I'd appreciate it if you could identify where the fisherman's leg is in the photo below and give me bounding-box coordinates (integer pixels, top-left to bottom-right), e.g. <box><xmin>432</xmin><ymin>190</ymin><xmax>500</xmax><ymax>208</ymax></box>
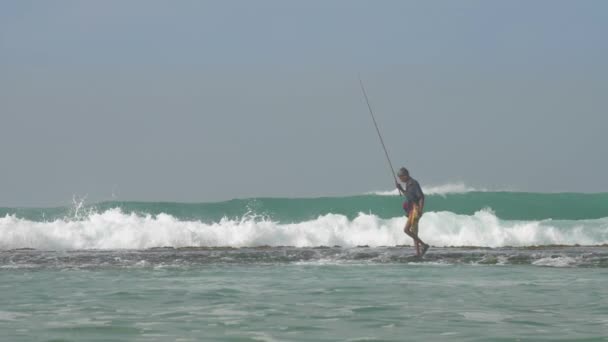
<box><xmin>405</xmin><ymin>215</ymin><xmax>423</xmax><ymax>243</ymax></box>
<box><xmin>413</xmin><ymin>222</ymin><xmax>429</xmax><ymax>256</ymax></box>
<box><xmin>411</xmin><ymin>221</ymin><xmax>422</xmax><ymax>255</ymax></box>
<box><xmin>407</xmin><ymin>213</ymin><xmax>429</xmax><ymax>256</ymax></box>
<box><xmin>404</xmin><ymin>224</ymin><xmax>416</xmax><ymax>250</ymax></box>
<box><xmin>404</xmin><ymin>223</ymin><xmax>423</xmax><ymax>255</ymax></box>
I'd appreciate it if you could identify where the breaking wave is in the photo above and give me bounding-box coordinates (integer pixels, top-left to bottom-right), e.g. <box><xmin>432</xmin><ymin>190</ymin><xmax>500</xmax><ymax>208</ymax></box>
<box><xmin>1</xmin><ymin>209</ymin><xmax>607</xmax><ymax>250</ymax></box>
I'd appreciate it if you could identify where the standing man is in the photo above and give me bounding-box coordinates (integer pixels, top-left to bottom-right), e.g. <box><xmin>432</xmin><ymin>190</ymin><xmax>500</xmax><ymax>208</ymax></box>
<box><xmin>396</xmin><ymin>167</ymin><xmax>429</xmax><ymax>257</ymax></box>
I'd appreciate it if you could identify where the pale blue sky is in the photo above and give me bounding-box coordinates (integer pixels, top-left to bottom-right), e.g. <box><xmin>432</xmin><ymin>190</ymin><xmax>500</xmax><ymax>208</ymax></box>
<box><xmin>1</xmin><ymin>1</ymin><xmax>607</xmax><ymax>206</ymax></box>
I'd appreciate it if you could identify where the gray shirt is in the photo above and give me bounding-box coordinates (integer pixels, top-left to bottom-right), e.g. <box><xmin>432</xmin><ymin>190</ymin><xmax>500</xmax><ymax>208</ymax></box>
<box><xmin>405</xmin><ymin>178</ymin><xmax>424</xmax><ymax>204</ymax></box>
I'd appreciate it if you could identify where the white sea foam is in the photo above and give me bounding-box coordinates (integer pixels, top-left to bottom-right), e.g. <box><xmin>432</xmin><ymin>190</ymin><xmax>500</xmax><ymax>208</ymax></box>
<box><xmin>532</xmin><ymin>256</ymin><xmax>580</xmax><ymax>268</ymax></box>
<box><xmin>0</xmin><ymin>209</ymin><xmax>606</xmax><ymax>250</ymax></box>
<box><xmin>371</xmin><ymin>182</ymin><xmax>484</xmax><ymax>196</ymax></box>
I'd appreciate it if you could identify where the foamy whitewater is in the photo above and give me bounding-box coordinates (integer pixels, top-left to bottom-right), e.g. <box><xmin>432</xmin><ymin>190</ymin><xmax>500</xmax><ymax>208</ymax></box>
<box><xmin>1</xmin><ymin>209</ymin><xmax>607</xmax><ymax>250</ymax></box>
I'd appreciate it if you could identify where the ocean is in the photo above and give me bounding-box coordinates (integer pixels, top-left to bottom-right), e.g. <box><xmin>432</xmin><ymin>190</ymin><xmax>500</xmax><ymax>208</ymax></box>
<box><xmin>1</xmin><ymin>188</ymin><xmax>607</xmax><ymax>341</ymax></box>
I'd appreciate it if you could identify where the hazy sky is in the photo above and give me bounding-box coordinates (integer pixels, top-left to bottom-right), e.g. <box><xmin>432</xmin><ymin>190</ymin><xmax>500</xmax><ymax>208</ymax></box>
<box><xmin>1</xmin><ymin>0</ymin><xmax>607</xmax><ymax>206</ymax></box>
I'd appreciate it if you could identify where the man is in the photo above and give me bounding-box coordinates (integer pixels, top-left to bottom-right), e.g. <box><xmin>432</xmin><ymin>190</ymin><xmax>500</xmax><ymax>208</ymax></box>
<box><xmin>396</xmin><ymin>167</ymin><xmax>429</xmax><ymax>257</ymax></box>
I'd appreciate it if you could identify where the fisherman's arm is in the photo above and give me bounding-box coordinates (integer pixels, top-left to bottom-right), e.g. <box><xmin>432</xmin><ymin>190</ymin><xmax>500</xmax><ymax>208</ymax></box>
<box><xmin>395</xmin><ymin>181</ymin><xmax>405</xmax><ymax>196</ymax></box>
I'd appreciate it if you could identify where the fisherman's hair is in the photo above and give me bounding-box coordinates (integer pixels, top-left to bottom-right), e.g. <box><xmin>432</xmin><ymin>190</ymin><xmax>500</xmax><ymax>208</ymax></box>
<box><xmin>398</xmin><ymin>167</ymin><xmax>409</xmax><ymax>177</ymax></box>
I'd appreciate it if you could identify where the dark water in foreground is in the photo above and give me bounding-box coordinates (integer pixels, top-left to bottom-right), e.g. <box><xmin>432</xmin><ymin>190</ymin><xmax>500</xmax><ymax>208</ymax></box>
<box><xmin>1</xmin><ymin>247</ymin><xmax>607</xmax><ymax>341</ymax></box>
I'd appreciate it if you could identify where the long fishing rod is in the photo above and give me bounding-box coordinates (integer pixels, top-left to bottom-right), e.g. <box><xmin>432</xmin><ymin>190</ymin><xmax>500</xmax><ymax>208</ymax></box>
<box><xmin>358</xmin><ymin>77</ymin><xmax>403</xmax><ymax>196</ymax></box>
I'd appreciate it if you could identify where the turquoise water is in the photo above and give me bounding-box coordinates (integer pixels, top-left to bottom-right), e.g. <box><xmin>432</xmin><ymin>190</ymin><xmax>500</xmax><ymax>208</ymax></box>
<box><xmin>2</xmin><ymin>262</ymin><xmax>607</xmax><ymax>341</ymax></box>
<box><xmin>1</xmin><ymin>191</ymin><xmax>608</xmax><ymax>340</ymax></box>
<box><xmin>3</xmin><ymin>192</ymin><xmax>608</xmax><ymax>223</ymax></box>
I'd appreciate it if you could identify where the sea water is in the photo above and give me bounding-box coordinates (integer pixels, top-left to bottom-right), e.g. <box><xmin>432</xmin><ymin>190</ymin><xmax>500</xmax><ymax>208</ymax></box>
<box><xmin>1</xmin><ymin>189</ymin><xmax>607</xmax><ymax>341</ymax></box>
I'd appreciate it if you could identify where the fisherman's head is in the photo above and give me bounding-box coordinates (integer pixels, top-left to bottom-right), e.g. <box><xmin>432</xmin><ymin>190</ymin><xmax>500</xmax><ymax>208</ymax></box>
<box><xmin>397</xmin><ymin>167</ymin><xmax>410</xmax><ymax>182</ymax></box>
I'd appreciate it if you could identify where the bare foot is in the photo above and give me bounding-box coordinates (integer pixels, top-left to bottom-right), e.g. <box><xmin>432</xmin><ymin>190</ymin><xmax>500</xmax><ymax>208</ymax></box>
<box><xmin>420</xmin><ymin>244</ymin><xmax>430</xmax><ymax>257</ymax></box>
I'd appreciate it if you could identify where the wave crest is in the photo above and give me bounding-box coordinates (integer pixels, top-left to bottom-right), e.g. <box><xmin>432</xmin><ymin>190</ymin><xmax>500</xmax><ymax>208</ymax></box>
<box><xmin>1</xmin><ymin>209</ymin><xmax>607</xmax><ymax>250</ymax></box>
<box><xmin>371</xmin><ymin>182</ymin><xmax>483</xmax><ymax>196</ymax></box>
